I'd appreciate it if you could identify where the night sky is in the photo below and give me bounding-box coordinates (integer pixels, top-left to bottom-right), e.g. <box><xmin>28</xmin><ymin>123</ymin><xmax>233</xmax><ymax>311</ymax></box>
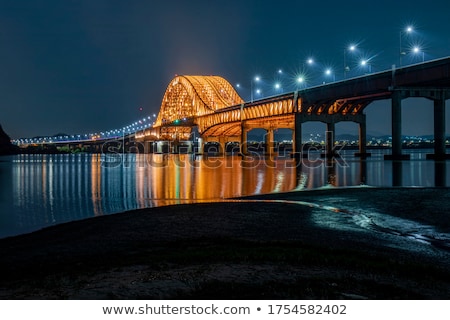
<box><xmin>1</xmin><ymin>0</ymin><xmax>450</xmax><ymax>139</ymax></box>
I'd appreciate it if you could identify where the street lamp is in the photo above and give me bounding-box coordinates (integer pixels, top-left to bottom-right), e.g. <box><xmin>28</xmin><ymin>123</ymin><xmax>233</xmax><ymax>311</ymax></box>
<box><xmin>412</xmin><ymin>46</ymin><xmax>425</xmax><ymax>62</ymax></box>
<box><xmin>360</xmin><ymin>59</ymin><xmax>372</xmax><ymax>73</ymax></box>
<box><xmin>251</xmin><ymin>76</ymin><xmax>260</xmax><ymax>102</ymax></box>
<box><xmin>296</xmin><ymin>76</ymin><xmax>305</xmax><ymax>90</ymax></box>
<box><xmin>344</xmin><ymin>44</ymin><xmax>357</xmax><ymax>78</ymax></box>
<box><xmin>400</xmin><ymin>25</ymin><xmax>413</xmax><ymax>66</ymax></box>
<box><xmin>324</xmin><ymin>68</ymin><xmax>335</xmax><ymax>83</ymax></box>
<box><xmin>274</xmin><ymin>82</ymin><xmax>282</xmax><ymax>94</ymax></box>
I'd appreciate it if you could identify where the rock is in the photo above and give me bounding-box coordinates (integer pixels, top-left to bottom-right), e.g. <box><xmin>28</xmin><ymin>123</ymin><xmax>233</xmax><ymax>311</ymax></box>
<box><xmin>0</xmin><ymin>124</ymin><xmax>19</xmax><ymax>155</ymax></box>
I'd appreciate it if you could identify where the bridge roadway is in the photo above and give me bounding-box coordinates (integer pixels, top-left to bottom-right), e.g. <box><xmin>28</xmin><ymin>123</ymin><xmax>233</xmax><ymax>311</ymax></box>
<box><xmin>138</xmin><ymin>57</ymin><xmax>450</xmax><ymax>160</ymax></box>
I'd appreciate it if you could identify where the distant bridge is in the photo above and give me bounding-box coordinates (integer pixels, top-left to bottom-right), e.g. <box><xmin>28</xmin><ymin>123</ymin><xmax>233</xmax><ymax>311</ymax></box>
<box><xmin>137</xmin><ymin>57</ymin><xmax>450</xmax><ymax>160</ymax></box>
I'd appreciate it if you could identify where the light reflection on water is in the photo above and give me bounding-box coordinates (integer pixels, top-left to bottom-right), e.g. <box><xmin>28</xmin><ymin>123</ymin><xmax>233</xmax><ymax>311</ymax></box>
<box><xmin>0</xmin><ymin>150</ymin><xmax>449</xmax><ymax>238</ymax></box>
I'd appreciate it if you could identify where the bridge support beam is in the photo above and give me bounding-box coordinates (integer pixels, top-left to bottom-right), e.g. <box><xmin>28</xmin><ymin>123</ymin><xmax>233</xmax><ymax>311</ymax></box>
<box><xmin>265</xmin><ymin>129</ymin><xmax>275</xmax><ymax>156</ymax></box>
<box><xmin>156</xmin><ymin>141</ymin><xmax>162</xmax><ymax>153</ymax></box>
<box><xmin>292</xmin><ymin>113</ymin><xmax>302</xmax><ymax>159</ymax></box>
<box><xmin>434</xmin><ymin>97</ymin><xmax>446</xmax><ymax>156</ymax></box>
<box><xmin>143</xmin><ymin>141</ymin><xmax>150</xmax><ymax>154</ymax></box>
<box><xmin>355</xmin><ymin>115</ymin><xmax>371</xmax><ymax>158</ymax></box>
<box><xmin>385</xmin><ymin>91</ymin><xmax>410</xmax><ymax>160</ymax></box>
<box><xmin>218</xmin><ymin>137</ymin><xmax>226</xmax><ymax>156</ymax></box>
<box><xmin>197</xmin><ymin>138</ymin><xmax>204</xmax><ymax>154</ymax></box>
<box><xmin>325</xmin><ymin>121</ymin><xmax>335</xmax><ymax>158</ymax></box>
<box><xmin>240</xmin><ymin>125</ymin><xmax>249</xmax><ymax>156</ymax></box>
<box><xmin>427</xmin><ymin>94</ymin><xmax>450</xmax><ymax>159</ymax></box>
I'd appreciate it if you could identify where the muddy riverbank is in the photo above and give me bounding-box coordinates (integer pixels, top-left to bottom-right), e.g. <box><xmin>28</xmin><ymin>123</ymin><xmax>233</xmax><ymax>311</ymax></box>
<box><xmin>0</xmin><ymin>187</ymin><xmax>449</xmax><ymax>299</ymax></box>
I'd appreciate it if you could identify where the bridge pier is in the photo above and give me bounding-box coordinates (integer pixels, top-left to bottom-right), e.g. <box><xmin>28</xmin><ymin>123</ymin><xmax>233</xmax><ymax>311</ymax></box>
<box><xmin>156</xmin><ymin>141</ymin><xmax>166</xmax><ymax>153</ymax></box>
<box><xmin>427</xmin><ymin>94</ymin><xmax>450</xmax><ymax>159</ymax></box>
<box><xmin>143</xmin><ymin>141</ymin><xmax>150</xmax><ymax>154</ymax></box>
<box><xmin>385</xmin><ymin>91</ymin><xmax>410</xmax><ymax>160</ymax></box>
<box><xmin>196</xmin><ymin>138</ymin><xmax>204</xmax><ymax>154</ymax></box>
<box><xmin>240</xmin><ymin>126</ymin><xmax>249</xmax><ymax>156</ymax></box>
<box><xmin>265</xmin><ymin>129</ymin><xmax>275</xmax><ymax>156</ymax></box>
<box><xmin>354</xmin><ymin>115</ymin><xmax>371</xmax><ymax>158</ymax></box>
<box><xmin>325</xmin><ymin>121</ymin><xmax>335</xmax><ymax>158</ymax></box>
<box><xmin>292</xmin><ymin>113</ymin><xmax>302</xmax><ymax>159</ymax></box>
<box><xmin>218</xmin><ymin>137</ymin><xmax>226</xmax><ymax>156</ymax></box>
<box><xmin>434</xmin><ymin>97</ymin><xmax>446</xmax><ymax>156</ymax></box>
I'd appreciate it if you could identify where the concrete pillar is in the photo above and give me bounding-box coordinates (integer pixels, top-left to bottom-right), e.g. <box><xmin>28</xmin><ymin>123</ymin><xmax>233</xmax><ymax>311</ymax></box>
<box><xmin>197</xmin><ymin>137</ymin><xmax>204</xmax><ymax>154</ymax></box>
<box><xmin>265</xmin><ymin>129</ymin><xmax>274</xmax><ymax>156</ymax></box>
<box><xmin>218</xmin><ymin>137</ymin><xmax>226</xmax><ymax>155</ymax></box>
<box><xmin>171</xmin><ymin>140</ymin><xmax>179</xmax><ymax>154</ymax></box>
<box><xmin>434</xmin><ymin>96</ymin><xmax>446</xmax><ymax>157</ymax></box>
<box><xmin>150</xmin><ymin>142</ymin><xmax>155</xmax><ymax>153</ymax></box>
<box><xmin>156</xmin><ymin>141</ymin><xmax>163</xmax><ymax>153</ymax></box>
<box><xmin>392</xmin><ymin>91</ymin><xmax>402</xmax><ymax>157</ymax></box>
<box><xmin>385</xmin><ymin>91</ymin><xmax>410</xmax><ymax>160</ymax></box>
<box><xmin>355</xmin><ymin>116</ymin><xmax>371</xmax><ymax>157</ymax></box>
<box><xmin>240</xmin><ymin>125</ymin><xmax>248</xmax><ymax>156</ymax></box>
<box><xmin>187</xmin><ymin>141</ymin><xmax>194</xmax><ymax>154</ymax></box>
<box><xmin>427</xmin><ymin>94</ymin><xmax>449</xmax><ymax>159</ymax></box>
<box><xmin>359</xmin><ymin>121</ymin><xmax>366</xmax><ymax>154</ymax></box>
<box><xmin>293</xmin><ymin>113</ymin><xmax>302</xmax><ymax>158</ymax></box>
<box><xmin>326</xmin><ymin>121</ymin><xmax>335</xmax><ymax>158</ymax></box>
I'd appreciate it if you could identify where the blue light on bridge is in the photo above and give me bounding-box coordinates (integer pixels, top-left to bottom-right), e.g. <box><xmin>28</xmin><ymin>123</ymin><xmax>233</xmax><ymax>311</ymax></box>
<box><xmin>12</xmin><ymin>114</ymin><xmax>159</xmax><ymax>146</ymax></box>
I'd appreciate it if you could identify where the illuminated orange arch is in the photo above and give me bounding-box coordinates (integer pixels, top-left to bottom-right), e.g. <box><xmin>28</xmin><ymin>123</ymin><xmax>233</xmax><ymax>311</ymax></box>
<box><xmin>154</xmin><ymin>75</ymin><xmax>244</xmax><ymax>127</ymax></box>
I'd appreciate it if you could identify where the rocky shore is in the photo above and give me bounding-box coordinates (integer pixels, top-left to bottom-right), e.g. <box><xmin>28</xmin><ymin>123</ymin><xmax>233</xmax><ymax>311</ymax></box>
<box><xmin>0</xmin><ymin>187</ymin><xmax>449</xmax><ymax>299</ymax></box>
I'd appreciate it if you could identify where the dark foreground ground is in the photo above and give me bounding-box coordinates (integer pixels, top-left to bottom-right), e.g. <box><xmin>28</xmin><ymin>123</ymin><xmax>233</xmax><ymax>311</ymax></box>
<box><xmin>0</xmin><ymin>187</ymin><xmax>449</xmax><ymax>299</ymax></box>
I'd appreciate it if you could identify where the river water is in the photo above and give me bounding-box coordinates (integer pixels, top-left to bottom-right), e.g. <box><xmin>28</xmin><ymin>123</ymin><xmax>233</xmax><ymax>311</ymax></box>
<box><xmin>0</xmin><ymin>149</ymin><xmax>448</xmax><ymax>239</ymax></box>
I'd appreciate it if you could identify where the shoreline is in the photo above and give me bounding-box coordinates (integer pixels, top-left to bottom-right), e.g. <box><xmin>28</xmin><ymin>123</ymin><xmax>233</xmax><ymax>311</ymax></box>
<box><xmin>0</xmin><ymin>187</ymin><xmax>449</xmax><ymax>299</ymax></box>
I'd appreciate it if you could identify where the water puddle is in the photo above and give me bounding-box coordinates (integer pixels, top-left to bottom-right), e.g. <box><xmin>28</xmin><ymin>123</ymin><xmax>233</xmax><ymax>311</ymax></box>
<box><xmin>213</xmin><ymin>198</ymin><xmax>450</xmax><ymax>253</ymax></box>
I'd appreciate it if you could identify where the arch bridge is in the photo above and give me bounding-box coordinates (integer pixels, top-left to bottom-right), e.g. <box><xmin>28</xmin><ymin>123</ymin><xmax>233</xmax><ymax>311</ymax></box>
<box><xmin>137</xmin><ymin>57</ymin><xmax>450</xmax><ymax>159</ymax></box>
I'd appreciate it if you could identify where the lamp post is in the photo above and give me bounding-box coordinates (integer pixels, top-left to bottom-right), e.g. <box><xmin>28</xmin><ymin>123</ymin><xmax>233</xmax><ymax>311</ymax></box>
<box><xmin>255</xmin><ymin>89</ymin><xmax>262</xmax><ymax>100</ymax></box>
<box><xmin>400</xmin><ymin>25</ymin><xmax>413</xmax><ymax>66</ymax></box>
<box><xmin>344</xmin><ymin>44</ymin><xmax>356</xmax><ymax>78</ymax></box>
<box><xmin>324</xmin><ymin>68</ymin><xmax>335</xmax><ymax>83</ymax></box>
<box><xmin>251</xmin><ymin>76</ymin><xmax>260</xmax><ymax>102</ymax></box>
<box><xmin>274</xmin><ymin>82</ymin><xmax>282</xmax><ymax>94</ymax></box>
<box><xmin>413</xmin><ymin>46</ymin><xmax>425</xmax><ymax>62</ymax></box>
<box><xmin>296</xmin><ymin>76</ymin><xmax>305</xmax><ymax>90</ymax></box>
<box><xmin>360</xmin><ymin>59</ymin><xmax>372</xmax><ymax>73</ymax></box>
<box><xmin>276</xmin><ymin>69</ymin><xmax>284</xmax><ymax>91</ymax></box>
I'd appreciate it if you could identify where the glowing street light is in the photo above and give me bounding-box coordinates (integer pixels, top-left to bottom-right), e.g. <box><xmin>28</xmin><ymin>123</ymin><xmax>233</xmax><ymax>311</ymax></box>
<box><xmin>296</xmin><ymin>76</ymin><xmax>305</xmax><ymax>90</ymax></box>
<box><xmin>275</xmin><ymin>68</ymin><xmax>286</xmax><ymax>91</ymax></box>
<box><xmin>274</xmin><ymin>82</ymin><xmax>282</xmax><ymax>93</ymax></box>
<box><xmin>251</xmin><ymin>76</ymin><xmax>260</xmax><ymax>102</ymax></box>
<box><xmin>344</xmin><ymin>44</ymin><xmax>357</xmax><ymax>78</ymax></box>
<box><xmin>400</xmin><ymin>25</ymin><xmax>414</xmax><ymax>66</ymax></box>
<box><xmin>412</xmin><ymin>46</ymin><xmax>425</xmax><ymax>62</ymax></box>
<box><xmin>360</xmin><ymin>59</ymin><xmax>372</xmax><ymax>73</ymax></box>
<box><xmin>324</xmin><ymin>68</ymin><xmax>335</xmax><ymax>83</ymax></box>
